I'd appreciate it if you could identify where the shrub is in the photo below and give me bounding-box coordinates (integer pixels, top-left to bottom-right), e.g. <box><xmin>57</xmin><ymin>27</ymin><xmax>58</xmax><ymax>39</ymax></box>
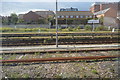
<box><xmin>40</xmin><ymin>28</ymin><xmax>48</xmax><ymax>32</ymax></box>
<box><xmin>76</xmin><ymin>26</ymin><xmax>81</xmax><ymax>30</ymax></box>
<box><xmin>1</xmin><ymin>27</ymin><xmax>14</xmax><ymax>32</ymax></box>
<box><xmin>24</xmin><ymin>28</ymin><xmax>32</xmax><ymax>32</ymax></box>
<box><xmin>84</xmin><ymin>25</ymin><xmax>92</xmax><ymax>31</ymax></box>
<box><xmin>67</xmin><ymin>27</ymin><xmax>73</xmax><ymax>31</ymax></box>
<box><xmin>58</xmin><ymin>28</ymin><xmax>62</xmax><ymax>31</ymax></box>
<box><xmin>95</xmin><ymin>26</ymin><xmax>108</xmax><ymax>31</ymax></box>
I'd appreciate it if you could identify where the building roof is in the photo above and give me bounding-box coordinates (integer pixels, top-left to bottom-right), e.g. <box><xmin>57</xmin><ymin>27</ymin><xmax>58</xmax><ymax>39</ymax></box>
<box><xmin>35</xmin><ymin>11</ymin><xmax>54</xmax><ymax>18</ymax></box>
<box><xmin>35</xmin><ymin>11</ymin><xmax>54</xmax><ymax>15</ymax></box>
<box><xmin>18</xmin><ymin>11</ymin><xmax>54</xmax><ymax>19</ymax></box>
<box><xmin>18</xmin><ymin>14</ymin><xmax>24</xmax><ymax>19</ymax></box>
<box><xmin>60</xmin><ymin>7</ymin><xmax>78</xmax><ymax>11</ymax></box>
<box><xmin>94</xmin><ymin>8</ymin><xmax>110</xmax><ymax>15</ymax></box>
<box><xmin>23</xmin><ymin>11</ymin><xmax>45</xmax><ymax>19</ymax></box>
<box><xmin>57</xmin><ymin>11</ymin><xmax>93</xmax><ymax>16</ymax></box>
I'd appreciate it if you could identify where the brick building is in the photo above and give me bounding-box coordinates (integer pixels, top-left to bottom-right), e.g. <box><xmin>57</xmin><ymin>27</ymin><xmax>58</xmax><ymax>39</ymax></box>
<box><xmin>18</xmin><ymin>11</ymin><xmax>54</xmax><ymax>23</ymax></box>
<box><xmin>90</xmin><ymin>2</ymin><xmax>118</xmax><ymax>13</ymax></box>
<box><xmin>90</xmin><ymin>2</ymin><xmax>119</xmax><ymax>28</ymax></box>
<box><xmin>23</xmin><ymin>11</ymin><xmax>44</xmax><ymax>23</ymax></box>
<box><xmin>57</xmin><ymin>11</ymin><xmax>93</xmax><ymax>19</ymax></box>
<box><xmin>35</xmin><ymin>11</ymin><xmax>54</xmax><ymax>18</ymax></box>
<box><xmin>56</xmin><ymin>11</ymin><xmax>93</xmax><ymax>24</ymax></box>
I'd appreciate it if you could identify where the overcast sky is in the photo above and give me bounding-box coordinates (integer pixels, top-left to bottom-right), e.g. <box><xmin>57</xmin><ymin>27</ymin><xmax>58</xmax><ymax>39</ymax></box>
<box><xmin>1</xmin><ymin>0</ymin><xmax>119</xmax><ymax>16</ymax></box>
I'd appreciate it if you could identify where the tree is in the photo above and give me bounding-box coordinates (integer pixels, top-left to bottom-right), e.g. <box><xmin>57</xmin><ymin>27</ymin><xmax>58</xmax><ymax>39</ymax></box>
<box><xmin>10</xmin><ymin>13</ymin><xmax>18</xmax><ymax>24</ymax></box>
<box><xmin>99</xmin><ymin>16</ymin><xmax>104</xmax><ymax>25</ymax></box>
<box><xmin>17</xmin><ymin>18</ymin><xmax>24</xmax><ymax>24</ymax></box>
<box><xmin>2</xmin><ymin>17</ymin><xmax>8</xmax><ymax>25</ymax></box>
<box><xmin>48</xmin><ymin>15</ymin><xmax>54</xmax><ymax>26</ymax></box>
<box><xmin>38</xmin><ymin>19</ymin><xmax>47</xmax><ymax>24</ymax></box>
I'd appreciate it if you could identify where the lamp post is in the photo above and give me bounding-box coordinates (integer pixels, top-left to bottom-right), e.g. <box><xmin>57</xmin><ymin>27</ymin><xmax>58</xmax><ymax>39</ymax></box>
<box><xmin>56</xmin><ymin>0</ymin><xmax>58</xmax><ymax>47</ymax></box>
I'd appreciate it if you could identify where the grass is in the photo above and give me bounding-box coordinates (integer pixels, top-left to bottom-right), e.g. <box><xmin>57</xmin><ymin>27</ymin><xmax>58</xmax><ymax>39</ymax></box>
<box><xmin>0</xmin><ymin>56</ymin><xmax>2</xmax><ymax>60</ymax></box>
<box><xmin>1</xmin><ymin>27</ymin><xmax>117</xmax><ymax>33</ymax></box>
<box><xmin>91</xmin><ymin>69</ymin><xmax>98</xmax><ymax>74</ymax></box>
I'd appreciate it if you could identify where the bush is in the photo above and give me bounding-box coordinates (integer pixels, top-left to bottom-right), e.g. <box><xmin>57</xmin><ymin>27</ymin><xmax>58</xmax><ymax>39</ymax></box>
<box><xmin>76</xmin><ymin>26</ymin><xmax>81</xmax><ymax>30</ymax></box>
<box><xmin>84</xmin><ymin>25</ymin><xmax>92</xmax><ymax>31</ymax></box>
<box><xmin>40</xmin><ymin>28</ymin><xmax>48</xmax><ymax>32</ymax></box>
<box><xmin>95</xmin><ymin>26</ymin><xmax>107</xmax><ymax>31</ymax></box>
<box><xmin>1</xmin><ymin>27</ymin><xmax>14</xmax><ymax>32</ymax></box>
<box><xmin>67</xmin><ymin>27</ymin><xmax>73</xmax><ymax>31</ymax></box>
<box><xmin>24</xmin><ymin>28</ymin><xmax>32</xmax><ymax>32</ymax></box>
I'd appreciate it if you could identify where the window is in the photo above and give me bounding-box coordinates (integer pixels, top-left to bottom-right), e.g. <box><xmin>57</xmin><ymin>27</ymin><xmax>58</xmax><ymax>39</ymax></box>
<box><xmin>80</xmin><ymin>16</ymin><xmax>83</xmax><ymax>18</ymax></box>
<box><xmin>89</xmin><ymin>16</ymin><xmax>92</xmax><ymax>18</ymax></box>
<box><xmin>66</xmin><ymin>16</ymin><xmax>69</xmax><ymax>18</ymax></box>
<box><xmin>57</xmin><ymin>16</ymin><xmax>60</xmax><ymax>18</ymax></box>
<box><xmin>70</xmin><ymin>16</ymin><xmax>74</xmax><ymax>18</ymax></box>
<box><xmin>76</xmin><ymin>16</ymin><xmax>79</xmax><ymax>18</ymax></box>
<box><xmin>61</xmin><ymin>16</ymin><xmax>64</xmax><ymax>18</ymax></box>
<box><xmin>86</xmin><ymin>16</ymin><xmax>88</xmax><ymax>18</ymax></box>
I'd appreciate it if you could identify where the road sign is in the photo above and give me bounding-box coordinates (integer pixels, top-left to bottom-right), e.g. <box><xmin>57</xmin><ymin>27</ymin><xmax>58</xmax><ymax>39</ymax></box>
<box><xmin>88</xmin><ymin>19</ymin><xmax>99</xmax><ymax>23</ymax></box>
<box><xmin>88</xmin><ymin>19</ymin><xmax>99</xmax><ymax>32</ymax></box>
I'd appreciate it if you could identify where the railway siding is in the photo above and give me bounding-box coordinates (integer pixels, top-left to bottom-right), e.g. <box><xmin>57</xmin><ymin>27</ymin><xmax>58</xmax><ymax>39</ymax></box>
<box><xmin>1</xmin><ymin>55</ymin><xmax>120</xmax><ymax>63</ymax></box>
<box><xmin>2</xmin><ymin>32</ymin><xmax>119</xmax><ymax>37</ymax></box>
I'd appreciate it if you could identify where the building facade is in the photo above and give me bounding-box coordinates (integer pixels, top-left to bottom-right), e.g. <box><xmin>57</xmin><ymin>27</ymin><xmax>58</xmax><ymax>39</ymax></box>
<box><xmin>90</xmin><ymin>2</ymin><xmax>118</xmax><ymax>13</ymax></box>
<box><xmin>90</xmin><ymin>2</ymin><xmax>119</xmax><ymax>28</ymax></box>
<box><xmin>56</xmin><ymin>11</ymin><xmax>93</xmax><ymax>25</ymax></box>
<box><xmin>57</xmin><ymin>11</ymin><xmax>93</xmax><ymax>19</ymax></box>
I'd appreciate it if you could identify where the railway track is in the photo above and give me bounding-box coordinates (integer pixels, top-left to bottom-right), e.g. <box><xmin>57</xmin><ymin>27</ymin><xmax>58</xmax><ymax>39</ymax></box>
<box><xmin>2</xmin><ymin>42</ymin><xmax>118</xmax><ymax>47</ymax></box>
<box><xmin>2</xmin><ymin>32</ymin><xmax>119</xmax><ymax>46</ymax></box>
<box><xmin>1</xmin><ymin>47</ymin><xmax>120</xmax><ymax>54</ymax></box>
<box><xmin>2</xmin><ymin>38</ymin><xmax>119</xmax><ymax>47</ymax></box>
<box><xmin>1</xmin><ymin>55</ymin><xmax>120</xmax><ymax>63</ymax></box>
<box><xmin>2</xmin><ymin>32</ymin><xmax>119</xmax><ymax>37</ymax></box>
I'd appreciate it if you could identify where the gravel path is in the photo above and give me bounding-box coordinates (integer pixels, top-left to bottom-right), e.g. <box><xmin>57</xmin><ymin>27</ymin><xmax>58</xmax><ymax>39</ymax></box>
<box><xmin>2</xmin><ymin>51</ymin><xmax>119</xmax><ymax>78</ymax></box>
<box><xmin>2</xmin><ymin>60</ymin><xmax>118</xmax><ymax>78</ymax></box>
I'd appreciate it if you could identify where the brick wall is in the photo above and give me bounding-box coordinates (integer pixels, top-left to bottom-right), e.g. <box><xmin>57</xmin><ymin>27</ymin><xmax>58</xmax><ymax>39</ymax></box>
<box><xmin>90</xmin><ymin>5</ymin><xmax>100</xmax><ymax>13</ymax></box>
<box><xmin>23</xmin><ymin>11</ymin><xmax>40</xmax><ymax>22</ymax></box>
<box><xmin>100</xmin><ymin>3</ymin><xmax>118</xmax><ymax>11</ymax></box>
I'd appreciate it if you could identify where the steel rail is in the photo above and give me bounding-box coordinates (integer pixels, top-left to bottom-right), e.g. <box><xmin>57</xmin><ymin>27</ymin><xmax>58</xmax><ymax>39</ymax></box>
<box><xmin>1</xmin><ymin>47</ymin><xmax>120</xmax><ymax>54</ymax></box>
<box><xmin>2</xmin><ymin>41</ymin><xmax>120</xmax><ymax>46</ymax></box>
<box><xmin>1</xmin><ymin>55</ymin><xmax>120</xmax><ymax>63</ymax></box>
<box><xmin>2</xmin><ymin>32</ymin><xmax>119</xmax><ymax>37</ymax></box>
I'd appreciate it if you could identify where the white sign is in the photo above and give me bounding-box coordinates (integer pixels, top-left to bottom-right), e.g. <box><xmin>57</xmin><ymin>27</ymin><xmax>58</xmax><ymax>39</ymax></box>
<box><xmin>88</xmin><ymin>19</ymin><xmax>99</xmax><ymax>23</ymax></box>
<box><xmin>112</xmin><ymin>28</ymin><xmax>115</xmax><ymax>32</ymax></box>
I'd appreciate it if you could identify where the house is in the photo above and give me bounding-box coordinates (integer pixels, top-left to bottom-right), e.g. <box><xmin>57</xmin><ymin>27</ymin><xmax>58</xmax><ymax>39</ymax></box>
<box><xmin>94</xmin><ymin>8</ymin><xmax>118</xmax><ymax>27</ymax></box>
<box><xmin>90</xmin><ymin>2</ymin><xmax>119</xmax><ymax>28</ymax></box>
<box><xmin>18</xmin><ymin>14</ymin><xmax>24</xmax><ymax>19</ymax></box>
<box><xmin>18</xmin><ymin>10</ymin><xmax>55</xmax><ymax>24</ymax></box>
<box><xmin>35</xmin><ymin>11</ymin><xmax>54</xmax><ymax>18</ymax></box>
<box><xmin>23</xmin><ymin>11</ymin><xmax>44</xmax><ymax>23</ymax></box>
<box><xmin>90</xmin><ymin>2</ymin><xmax>118</xmax><ymax>13</ymax></box>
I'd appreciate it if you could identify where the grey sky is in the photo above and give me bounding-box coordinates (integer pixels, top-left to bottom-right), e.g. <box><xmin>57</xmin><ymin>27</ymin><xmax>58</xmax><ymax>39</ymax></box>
<box><xmin>1</xmin><ymin>0</ymin><xmax>119</xmax><ymax>16</ymax></box>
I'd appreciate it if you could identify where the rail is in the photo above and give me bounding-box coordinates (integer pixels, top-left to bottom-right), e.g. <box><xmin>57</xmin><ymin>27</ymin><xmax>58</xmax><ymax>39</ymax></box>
<box><xmin>1</xmin><ymin>55</ymin><xmax>120</xmax><ymax>63</ymax></box>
